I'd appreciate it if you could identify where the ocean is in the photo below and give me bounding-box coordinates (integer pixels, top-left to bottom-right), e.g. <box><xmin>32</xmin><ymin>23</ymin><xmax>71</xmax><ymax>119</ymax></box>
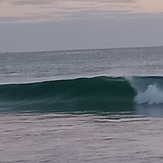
<box><xmin>1</xmin><ymin>46</ymin><xmax>163</xmax><ymax>162</ymax></box>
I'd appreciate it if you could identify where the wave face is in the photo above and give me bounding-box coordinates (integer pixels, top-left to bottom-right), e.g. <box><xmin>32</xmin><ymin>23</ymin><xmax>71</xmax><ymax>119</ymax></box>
<box><xmin>1</xmin><ymin>76</ymin><xmax>163</xmax><ymax>113</ymax></box>
<box><xmin>0</xmin><ymin>77</ymin><xmax>135</xmax><ymax>113</ymax></box>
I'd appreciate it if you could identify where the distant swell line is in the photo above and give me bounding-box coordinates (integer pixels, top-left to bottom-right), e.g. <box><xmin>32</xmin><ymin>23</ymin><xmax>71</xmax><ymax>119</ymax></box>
<box><xmin>0</xmin><ymin>76</ymin><xmax>163</xmax><ymax>113</ymax></box>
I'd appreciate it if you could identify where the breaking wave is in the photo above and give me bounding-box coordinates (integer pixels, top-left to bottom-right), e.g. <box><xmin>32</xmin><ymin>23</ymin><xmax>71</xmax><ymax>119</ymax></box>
<box><xmin>0</xmin><ymin>76</ymin><xmax>163</xmax><ymax>113</ymax></box>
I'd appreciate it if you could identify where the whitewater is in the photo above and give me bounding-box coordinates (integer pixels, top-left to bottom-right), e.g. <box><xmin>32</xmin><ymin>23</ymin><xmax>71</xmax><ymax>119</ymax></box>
<box><xmin>1</xmin><ymin>47</ymin><xmax>163</xmax><ymax>162</ymax></box>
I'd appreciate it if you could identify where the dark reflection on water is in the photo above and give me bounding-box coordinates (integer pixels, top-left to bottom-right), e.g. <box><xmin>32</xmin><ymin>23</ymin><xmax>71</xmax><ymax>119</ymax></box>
<box><xmin>0</xmin><ymin>100</ymin><xmax>135</xmax><ymax>115</ymax></box>
<box><xmin>135</xmin><ymin>104</ymin><xmax>163</xmax><ymax>117</ymax></box>
<box><xmin>1</xmin><ymin>98</ymin><xmax>163</xmax><ymax>118</ymax></box>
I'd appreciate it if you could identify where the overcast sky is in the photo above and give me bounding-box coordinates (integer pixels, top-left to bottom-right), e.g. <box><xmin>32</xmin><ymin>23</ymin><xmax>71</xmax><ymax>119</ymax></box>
<box><xmin>0</xmin><ymin>0</ymin><xmax>163</xmax><ymax>52</ymax></box>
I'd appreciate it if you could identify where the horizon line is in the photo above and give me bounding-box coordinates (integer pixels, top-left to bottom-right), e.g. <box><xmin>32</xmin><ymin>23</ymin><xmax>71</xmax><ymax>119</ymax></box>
<box><xmin>1</xmin><ymin>45</ymin><xmax>163</xmax><ymax>54</ymax></box>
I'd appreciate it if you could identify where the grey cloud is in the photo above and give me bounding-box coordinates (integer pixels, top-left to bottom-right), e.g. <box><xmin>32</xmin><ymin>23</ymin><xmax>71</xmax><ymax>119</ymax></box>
<box><xmin>0</xmin><ymin>16</ymin><xmax>22</xmax><ymax>23</ymax></box>
<box><xmin>98</xmin><ymin>0</ymin><xmax>136</xmax><ymax>3</ymax></box>
<box><xmin>0</xmin><ymin>17</ymin><xmax>14</xmax><ymax>21</ymax></box>
<box><xmin>0</xmin><ymin>0</ymin><xmax>137</xmax><ymax>23</ymax></box>
<box><xmin>11</xmin><ymin>0</ymin><xmax>54</xmax><ymax>5</ymax></box>
<box><xmin>9</xmin><ymin>0</ymin><xmax>136</xmax><ymax>6</ymax></box>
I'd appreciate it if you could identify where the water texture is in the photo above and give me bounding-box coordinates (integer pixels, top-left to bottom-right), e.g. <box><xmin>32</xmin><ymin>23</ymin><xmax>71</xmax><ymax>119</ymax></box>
<box><xmin>1</xmin><ymin>47</ymin><xmax>163</xmax><ymax>162</ymax></box>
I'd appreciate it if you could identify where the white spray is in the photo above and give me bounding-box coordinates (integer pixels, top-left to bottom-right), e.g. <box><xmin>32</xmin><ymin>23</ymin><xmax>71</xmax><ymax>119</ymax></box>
<box><xmin>127</xmin><ymin>77</ymin><xmax>163</xmax><ymax>104</ymax></box>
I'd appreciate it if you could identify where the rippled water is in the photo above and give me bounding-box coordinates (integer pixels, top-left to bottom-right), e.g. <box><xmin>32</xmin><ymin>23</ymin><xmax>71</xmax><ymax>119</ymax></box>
<box><xmin>1</xmin><ymin>47</ymin><xmax>163</xmax><ymax>162</ymax></box>
<box><xmin>1</xmin><ymin>113</ymin><xmax>163</xmax><ymax>163</ymax></box>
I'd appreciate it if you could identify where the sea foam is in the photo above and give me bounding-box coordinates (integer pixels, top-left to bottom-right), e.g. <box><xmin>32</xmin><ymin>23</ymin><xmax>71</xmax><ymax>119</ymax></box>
<box><xmin>134</xmin><ymin>84</ymin><xmax>163</xmax><ymax>104</ymax></box>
